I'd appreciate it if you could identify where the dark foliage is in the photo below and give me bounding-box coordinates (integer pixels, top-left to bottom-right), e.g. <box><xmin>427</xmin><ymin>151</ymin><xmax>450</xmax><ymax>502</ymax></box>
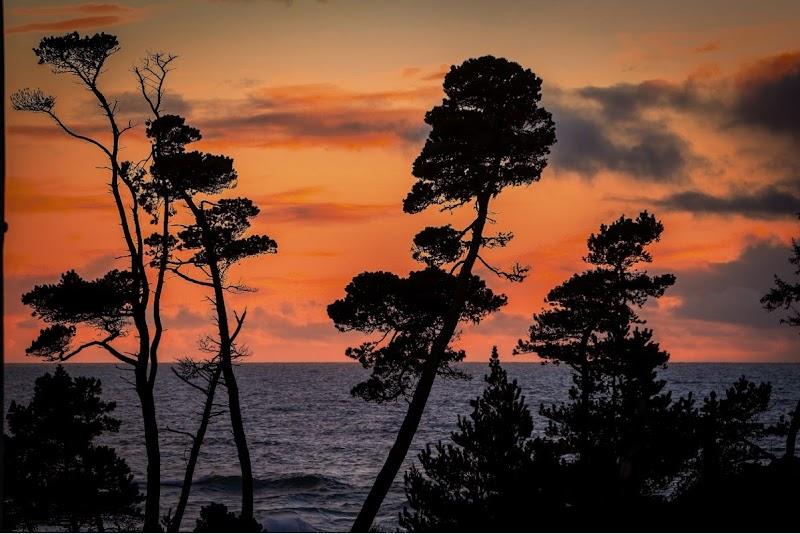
<box><xmin>328</xmin><ymin>268</ymin><xmax>505</xmax><ymax>402</ymax></box>
<box><xmin>3</xmin><ymin>366</ymin><xmax>142</xmax><ymax>531</ymax></box>
<box><xmin>405</xmin><ymin>55</ymin><xmax>555</xmax><ymax>213</ymax></box>
<box><xmin>194</xmin><ymin>503</ymin><xmax>262</xmax><ymax>533</ymax></box>
<box><xmin>33</xmin><ymin>32</ymin><xmax>120</xmax><ymax>83</ymax></box>
<box><xmin>401</xmin><ymin>349</ymin><xmax>564</xmax><ymax>531</ymax></box>
<box><xmin>21</xmin><ymin>270</ymin><xmax>137</xmax><ymax>359</ymax></box>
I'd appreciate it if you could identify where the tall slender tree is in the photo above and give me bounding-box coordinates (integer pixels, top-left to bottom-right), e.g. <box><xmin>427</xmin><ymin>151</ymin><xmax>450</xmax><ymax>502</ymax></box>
<box><xmin>11</xmin><ymin>33</ymin><xmax>174</xmax><ymax>530</ymax></box>
<box><xmin>329</xmin><ymin>55</ymin><xmax>555</xmax><ymax>531</ymax></box>
<box><xmin>145</xmin><ymin>113</ymin><xmax>277</xmax><ymax>524</ymax></box>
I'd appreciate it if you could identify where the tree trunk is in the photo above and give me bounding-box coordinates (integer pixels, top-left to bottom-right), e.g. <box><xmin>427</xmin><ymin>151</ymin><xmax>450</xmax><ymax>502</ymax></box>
<box><xmin>351</xmin><ymin>194</ymin><xmax>490</xmax><ymax>532</ymax></box>
<box><xmin>136</xmin><ymin>373</ymin><xmax>161</xmax><ymax>532</ymax></box>
<box><xmin>169</xmin><ymin>366</ymin><xmax>222</xmax><ymax>532</ymax></box>
<box><xmin>184</xmin><ymin>195</ymin><xmax>254</xmax><ymax>522</ymax></box>
<box><xmin>786</xmin><ymin>397</ymin><xmax>800</xmax><ymax>460</ymax></box>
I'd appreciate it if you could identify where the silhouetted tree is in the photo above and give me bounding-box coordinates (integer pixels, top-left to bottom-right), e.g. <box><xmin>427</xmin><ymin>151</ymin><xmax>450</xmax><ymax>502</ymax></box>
<box><xmin>3</xmin><ymin>366</ymin><xmax>142</xmax><ymax>531</ymax></box>
<box><xmin>194</xmin><ymin>502</ymin><xmax>262</xmax><ymax>533</ymax></box>
<box><xmin>328</xmin><ymin>55</ymin><xmax>555</xmax><ymax>531</ymax></box>
<box><xmin>11</xmin><ymin>33</ymin><xmax>175</xmax><ymax>530</ymax></box>
<box><xmin>401</xmin><ymin>348</ymin><xmax>563</xmax><ymax>532</ymax></box>
<box><xmin>517</xmin><ymin>213</ymin><xmax>690</xmax><ymax>507</ymax></box>
<box><xmin>761</xmin><ymin>214</ymin><xmax>800</xmax><ymax>459</ymax></box>
<box><xmin>144</xmin><ymin>113</ymin><xmax>277</xmax><ymax>524</ymax></box>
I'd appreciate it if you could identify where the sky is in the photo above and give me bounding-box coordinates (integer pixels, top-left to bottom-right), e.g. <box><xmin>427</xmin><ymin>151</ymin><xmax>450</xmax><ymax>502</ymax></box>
<box><xmin>4</xmin><ymin>0</ymin><xmax>800</xmax><ymax>363</ymax></box>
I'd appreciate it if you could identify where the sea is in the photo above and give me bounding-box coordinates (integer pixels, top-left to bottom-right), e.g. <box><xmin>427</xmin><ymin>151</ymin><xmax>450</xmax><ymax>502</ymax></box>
<box><xmin>4</xmin><ymin>362</ymin><xmax>800</xmax><ymax>532</ymax></box>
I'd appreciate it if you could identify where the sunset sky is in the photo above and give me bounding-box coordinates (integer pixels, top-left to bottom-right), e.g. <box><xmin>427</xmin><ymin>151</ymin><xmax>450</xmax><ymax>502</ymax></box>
<box><xmin>4</xmin><ymin>0</ymin><xmax>800</xmax><ymax>363</ymax></box>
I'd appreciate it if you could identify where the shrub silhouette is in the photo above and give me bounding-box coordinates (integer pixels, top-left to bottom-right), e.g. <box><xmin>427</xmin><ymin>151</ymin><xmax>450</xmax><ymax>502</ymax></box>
<box><xmin>401</xmin><ymin>348</ymin><xmax>563</xmax><ymax>532</ymax></box>
<box><xmin>3</xmin><ymin>366</ymin><xmax>142</xmax><ymax>531</ymax></box>
<box><xmin>194</xmin><ymin>502</ymin><xmax>262</xmax><ymax>533</ymax></box>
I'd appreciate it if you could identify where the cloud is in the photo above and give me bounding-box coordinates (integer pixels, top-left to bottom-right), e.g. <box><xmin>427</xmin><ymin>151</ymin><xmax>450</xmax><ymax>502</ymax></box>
<box><xmin>669</xmin><ymin>239</ymin><xmax>796</xmax><ymax>328</ymax></box>
<box><xmin>548</xmin><ymin>101</ymin><xmax>697</xmax><ymax>181</ymax></box>
<box><xmin>653</xmin><ymin>185</ymin><xmax>800</xmax><ymax>219</ymax></box>
<box><xmin>163</xmin><ymin>307</ymin><xmax>210</xmax><ymax>329</ymax></box>
<box><xmin>551</xmin><ymin>50</ymin><xmax>800</xmax><ymax>183</ymax></box>
<box><xmin>692</xmin><ymin>40</ymin><xmax>720</xmax><ymax>54</ymax></box>
<box><xmin>248</xmin><ymin>306</ymin><xmax>338</xmax><ymax>341</ymax></box>
<box><xmin>12</xmin><ymin>3</ymin><xmax>134</xmax><ymax>16</ymax></box>
<box><xmin>7</xmin><ymin>3</ymin><xmax>149</xmax><ymax>34</ymax></box>
<box><xmin>470</xmin><ymin>311</ymin><xmax>531</xmax><ymax>336</ymax></box>
<box><xmin>90</xmin><ymin>91</ymin><xmax>193</xmax><ymax>119</ymax></box>
<box><xmin>192</xmin><ymin>83</ymin><xmax>438</xmax><ymax>149</ymax></box>
<box><xmin>733</xmin><ymin>51</ymin><xmax>800</xmax><ymax>137</ymax></box>
<box><xmin>7</xmin><ymin>185</ymin><xmax>110</xmax><ymax>214</ymax></box>
<box><xmin>253</xmin><ymin>186</ymin><xmax>397</xmax><ymax>224</ymax></box>
<box><xmin>262</xmin><ymin>202</ymin><xmax>396</xmax><ymax>223</ymax></box>
<box><xmin>575</xmin><ymin>50</ymin><xmax>800</xmax><ymax>139</ymax></box>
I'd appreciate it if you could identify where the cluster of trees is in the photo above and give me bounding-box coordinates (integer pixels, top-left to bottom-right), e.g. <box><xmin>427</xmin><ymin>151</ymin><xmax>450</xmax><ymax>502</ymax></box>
<box><xmin>4</xmin><ymin>31</ymin><xmax>798</xmax><ymax>532</ymax></box>
<box><xmin>7</xmin><ymin>32</ymin><xmax>272</xmax><ymax>532</ymax></box>
<box><xmin>397</xmin><ymin>213</ymin><xmax>800</xmax><ymax>532</ymax></box>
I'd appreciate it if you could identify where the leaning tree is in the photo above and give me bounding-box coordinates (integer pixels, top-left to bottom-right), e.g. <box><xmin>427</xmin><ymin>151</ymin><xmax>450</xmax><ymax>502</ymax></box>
<box><xmin>328</xmin><ymin>55</ymin><xmax>556</xmax><ymax>531</ymax></box>
<box><xmin>11</xmin><ymin>33</ymin><xmax>176</xmax><ymax>530</ymax></box>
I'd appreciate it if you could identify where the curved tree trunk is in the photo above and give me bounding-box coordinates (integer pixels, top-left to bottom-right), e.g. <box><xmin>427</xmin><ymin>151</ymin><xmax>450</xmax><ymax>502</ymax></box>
<box><xmin>351</xmin><ymin>194</ymin><xmax>490</xmax><ymax>532</ymax></box>
<box><xmin>168</xmin><ymin>366</ymin><xmax>222</xmax><ymax>532</ymax></box>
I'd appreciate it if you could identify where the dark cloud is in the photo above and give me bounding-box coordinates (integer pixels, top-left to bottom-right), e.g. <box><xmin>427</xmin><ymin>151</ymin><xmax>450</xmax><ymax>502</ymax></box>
<box><xmin>654</xmin><ymin>185</ymin><xmax>800</xmax><ymax>219</ymax></box>
<box><xmin>670</xmin><ymin>240</ymin><xmax>796</xmax><ymax>328</ymax></box>
<box><xmin>733</xmin><ymin>52</ymin><xmax>800</xmax><ymax>137</ymax></box>
<box><xmin>576</xmin><ymin>80</ymin><xmax>707</xmax><ymax>121</ymax></box>
<box><xmin>575</xmin><ymin>51</ymin><xmax>800</xmax><ymax>139</ymax></box>
<box><xmin>549</xmin><ymin>103</ymin><xmax>696</xmax><ymax>181</ymax></box>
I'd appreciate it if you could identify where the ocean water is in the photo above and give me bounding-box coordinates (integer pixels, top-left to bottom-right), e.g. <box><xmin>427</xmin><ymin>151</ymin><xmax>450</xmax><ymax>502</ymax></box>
<box><xmin>4</xmin><ymin>362</ymin><xmax>799</xmax><ymax>531</ymax></box>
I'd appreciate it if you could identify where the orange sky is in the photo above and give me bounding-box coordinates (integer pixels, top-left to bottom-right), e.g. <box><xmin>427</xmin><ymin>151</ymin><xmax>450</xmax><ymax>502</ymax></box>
<box><xmin>4</xmin><ymin>0</ymin><xmax>800</xmax><ymax>363</ymax></box>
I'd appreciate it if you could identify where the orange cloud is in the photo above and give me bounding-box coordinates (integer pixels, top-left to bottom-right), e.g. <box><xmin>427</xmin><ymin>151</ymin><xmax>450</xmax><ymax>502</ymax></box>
<box><xmin>253</xmin><ymin>187</ymin><xmax>396</xmax><ymax>224</ymax></box>
<box><xmin>6</xmin><ymin>178</ymin><xmax>111</xmax><ymax>214</ymax></box>
<box><xmin>12</xmin><ymin>3</ymin><xmax>134</xmax><ymax>16</ymax></box>
<box><xmin>7</xmin><ymin>3</ymin><xmax>149</xmax><ymax>34</ymax></box>
<box><xmin>193</xmin><ymin>83</ymin><xmax>441</xmax><ymax>149</ymax></box>
<box><xmin>692</xmin><ymin>40</ymin><xmax>720</xmax><ymax>54</ymax></box>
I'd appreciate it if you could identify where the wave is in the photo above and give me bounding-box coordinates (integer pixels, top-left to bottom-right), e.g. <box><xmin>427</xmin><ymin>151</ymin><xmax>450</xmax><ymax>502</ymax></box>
<box><xmin>164</xmin><ymin>473</ymin><xmax>350</xmax><ymax>492</ymax></box>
